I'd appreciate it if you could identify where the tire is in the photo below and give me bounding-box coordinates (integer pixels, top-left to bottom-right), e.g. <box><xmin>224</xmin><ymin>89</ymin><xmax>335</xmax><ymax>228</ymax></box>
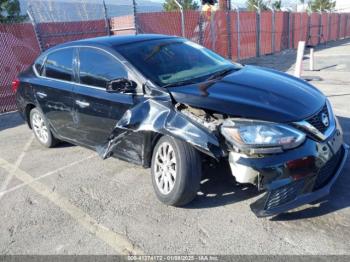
<box><xmin>151</xmin><ymin>136</ymin><xmax>202</xmax><ymax>206</ymax></box>
<box><xmin>30</xmin><ymin>108</ymin><xmax>58</xmax><ymax>148</ymax></box>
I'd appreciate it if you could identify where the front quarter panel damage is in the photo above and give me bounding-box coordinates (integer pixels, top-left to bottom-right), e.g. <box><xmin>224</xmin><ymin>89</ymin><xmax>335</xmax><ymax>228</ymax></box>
<box><xmin>97</xmin><ymin>96</ymin><xmax>225</xmax><ymax>166</ymax></box>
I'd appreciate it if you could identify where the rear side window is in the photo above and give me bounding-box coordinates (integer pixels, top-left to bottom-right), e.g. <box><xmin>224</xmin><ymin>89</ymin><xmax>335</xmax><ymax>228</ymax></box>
<box><xmin>78</xmin><ymin>47</ymin><xmax>127</xmax><ymax>88</ymax></box>
<box><xmin>43</xmin><ymin>48</ymin><xmax>74</xmax><ymax>81</ymax></box>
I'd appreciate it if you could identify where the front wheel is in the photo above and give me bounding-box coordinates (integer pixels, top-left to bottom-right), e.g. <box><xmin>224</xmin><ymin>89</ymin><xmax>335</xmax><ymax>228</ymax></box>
<box><xmin>151</xmin><ymin>136</ymin><xmax>202</xmax><ymax>206</ymax></box>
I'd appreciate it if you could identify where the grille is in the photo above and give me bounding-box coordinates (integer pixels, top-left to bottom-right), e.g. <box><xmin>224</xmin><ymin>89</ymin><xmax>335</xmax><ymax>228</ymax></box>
<box><xmin>314</xmin><ymin>148</ymin><xmax>343</xmax><ymax>190</ymax></box>
<box><xmin>306</xmin><ymin>104</ymin><xmax>329</xmax><ymax>134</ymax></box>
<box><xmin>265</xmin><ymin>179</ymin><xmax>305</xmax><ymax>210</ymax></box>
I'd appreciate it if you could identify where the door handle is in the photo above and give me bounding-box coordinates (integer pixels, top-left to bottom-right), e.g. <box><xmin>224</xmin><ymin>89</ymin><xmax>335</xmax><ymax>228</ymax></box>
<box><xmin>75</xmin><ymin>100</ymin><xmax>90</xmax><ymax>108</ymax></box>
<box><xmin>36</xmin><ymin>92</ymin><xmax>47</xmax><ymax>99</ymax></box>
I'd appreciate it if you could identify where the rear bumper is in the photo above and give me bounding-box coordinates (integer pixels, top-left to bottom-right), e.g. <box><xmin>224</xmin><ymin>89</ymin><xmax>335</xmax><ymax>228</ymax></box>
<box><xmin>251</xmin><ymin>143</ymin><xmax>349</xmax><ymax>217</ymax></box>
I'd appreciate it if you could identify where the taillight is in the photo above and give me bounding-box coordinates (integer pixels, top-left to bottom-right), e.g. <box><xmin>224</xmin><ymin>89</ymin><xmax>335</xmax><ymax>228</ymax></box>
<box><xmin>12</xmin><ymin>79</ymin><xmax>20</xmax><ymax>92</ymax></box>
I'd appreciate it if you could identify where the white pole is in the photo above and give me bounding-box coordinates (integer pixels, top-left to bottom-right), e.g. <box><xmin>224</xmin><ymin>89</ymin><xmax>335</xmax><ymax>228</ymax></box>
<box><xmin>309</xmin><ymin>48</ymin><xmax>314</xmax><ymax>71</ymax></box>
<box><xmin>174</xmin><ymin>0</ymin><xmax>185</xmax><ymax>38</ymax></box>
<box><xmin>295</xmin><ymin>41</ymin><xmax>305</xmax><ymax>78</ymax></box>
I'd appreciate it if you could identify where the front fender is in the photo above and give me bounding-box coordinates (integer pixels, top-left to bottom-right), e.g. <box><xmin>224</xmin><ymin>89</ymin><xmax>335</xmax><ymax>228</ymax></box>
<box><xmin>98</xmin><ymin>98</ymin><xmax>225</xmax><ymax>161</ymax></box>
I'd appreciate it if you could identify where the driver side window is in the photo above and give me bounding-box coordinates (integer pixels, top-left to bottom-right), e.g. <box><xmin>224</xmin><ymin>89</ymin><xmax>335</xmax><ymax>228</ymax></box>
<box><xmin>78</xmin><ymin>48</ymin><xmax>128</xmax><ymax>89</ymax></box>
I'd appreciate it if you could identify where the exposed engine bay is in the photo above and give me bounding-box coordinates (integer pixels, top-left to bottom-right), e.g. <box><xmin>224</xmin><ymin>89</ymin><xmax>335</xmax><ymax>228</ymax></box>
<box><xmin>175</xmin><ymin>103</ymin><xmax>225</xmax><ymax>132</ymax></box>
<box><xmin>176</xmin><ymin>103</ymin><xmax>261</xmax><ymax>186</ymax></box>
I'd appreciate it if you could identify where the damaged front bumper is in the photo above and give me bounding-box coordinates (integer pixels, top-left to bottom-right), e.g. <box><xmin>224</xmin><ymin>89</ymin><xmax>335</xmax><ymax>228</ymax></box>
<box><xmin>228</xmin><ymin>127</ymin><xmax>349</xmax><ymax>217</ymax></box>
<box><xmin>252</xmin><ymin>144</ymin><xmax>348</xmax><ymax>217</ymax></box>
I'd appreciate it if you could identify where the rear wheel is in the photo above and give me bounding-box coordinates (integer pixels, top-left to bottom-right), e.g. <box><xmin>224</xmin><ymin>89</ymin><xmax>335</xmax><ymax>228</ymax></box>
<box><xmin>151</xmin><ymin>136</ymin><xmax>202</xmax><ymax>206</ymax></box>
<box><xmin>30</xmin><ymin>108</ymin><xmax>58</xmax><ymax>148</ymax></box>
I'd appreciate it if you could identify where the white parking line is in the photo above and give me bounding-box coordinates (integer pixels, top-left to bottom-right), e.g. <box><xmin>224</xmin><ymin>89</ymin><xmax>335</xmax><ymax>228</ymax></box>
<box><xmin>0</xmin><ymin>154</ymin><xmax>96</xmax><ymax>198</ymax></box>
<box><xmin>0</xmin><ymin>135</ymin><xmax>34</xmax><ymax>201</ymax></box>
<box><xmin>0</xmin><ymin>157</ymin><xmax>144</xmax><ymax>255</ymax></box>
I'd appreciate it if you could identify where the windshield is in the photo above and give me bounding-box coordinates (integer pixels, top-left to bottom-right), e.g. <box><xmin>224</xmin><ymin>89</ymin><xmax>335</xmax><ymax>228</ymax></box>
<box><xmin>115</xmin><ymin>38</ymin><xmax>242</xmax><ymax>87</ymax></box>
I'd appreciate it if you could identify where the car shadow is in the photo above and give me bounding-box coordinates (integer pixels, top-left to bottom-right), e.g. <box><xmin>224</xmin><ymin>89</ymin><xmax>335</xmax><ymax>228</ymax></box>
<box><xmin>0</xmin><ymin>111</ymin><xmax>24</xmax><ymax>132</ymax></box>
<box><xmin>55</xmin><ymin>141</ymin><xmax>76</xmax><ymax>148</ymax></box>
<box><xmin>185</xmin><ymin>160</ymin><xmax>262</xmax><ymax>209</ymax></box>
<box><xmin>271</xmin><ymin>116</ymin><xmax>350</xmax><ymax>221</ymax></box>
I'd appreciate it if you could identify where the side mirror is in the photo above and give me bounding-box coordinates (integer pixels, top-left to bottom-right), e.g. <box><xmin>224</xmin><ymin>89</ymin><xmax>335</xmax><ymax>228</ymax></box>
<box><xmin>106</xmin><ymin>78</ymin><xmax>137</xmax><ymax>94</ymax></box>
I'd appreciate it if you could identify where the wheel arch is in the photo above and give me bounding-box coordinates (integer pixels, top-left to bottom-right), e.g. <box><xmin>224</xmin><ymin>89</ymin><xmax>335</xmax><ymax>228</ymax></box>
<box><xmin>25</xmin><ymin>103</ymin><xmax>36</xmax><ymax>129</ymax></box>
<box><xmin>142</xmin><ymin>131</ymin><xmax>163</xmax><ymax>168</ymax></box>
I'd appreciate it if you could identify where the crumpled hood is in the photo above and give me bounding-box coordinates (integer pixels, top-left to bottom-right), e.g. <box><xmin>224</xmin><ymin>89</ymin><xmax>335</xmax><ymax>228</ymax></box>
<box><xmin>168</xmin><ymin>65</ymin><xmax>326</xmax><ymax>123</ymax></box>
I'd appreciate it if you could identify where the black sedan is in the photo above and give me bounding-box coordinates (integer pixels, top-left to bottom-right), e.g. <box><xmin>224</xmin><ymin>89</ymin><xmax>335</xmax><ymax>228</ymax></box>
<box><xmin>14</xmin><ymin>34</ymin><xmax>348</xmax><ymax>217</ymax></box>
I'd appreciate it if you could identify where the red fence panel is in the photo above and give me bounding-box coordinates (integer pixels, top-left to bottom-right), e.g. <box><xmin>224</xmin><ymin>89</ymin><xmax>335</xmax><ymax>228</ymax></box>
<box><xmin>212</xmin><ymin>10</ymin><xmax>229</xmax><ymax>58</ymax></box>
<box><xmin>199</xmin><ymin>11</ymin><xmax>225</xmax><ymax>55</ymax></box>
<box><xmin>229</xmin><ymin>11</ymin><xmax>238</xmax><ymax>61</ymax></box>
<box><xmin>330</xmin><ymin>13</ymin><xmax>338</xmax><ymax>41</ymax></box>
<box><xmin>275</xmin><ymin>12</ymin><xmax>289</xmax><ymax>52</ymax></box>
<box><xmin>260</xmin><ymin>11</ymin><xmax>272</xmax><ymax>55</ymax></box>
<box><xmin>137</xmin><ymin>10</ymin><xmax>229</xmax><ymax>58</ymax></box>
<box><xmin>339</xmin><ymin>14</ymin><xmax>347</xmax><ymax>39</ymax></box>
<box><xmin>0</xmin><ymin>23</ymin><xmax>41</xmax><ymax>113</ymax></box>
<box><xmin>184</xmin><ymin>10</ymin><xmax>201</xmax><ymax>43</ymax></box>
<box><xmin>320</xmin><ymin>13</ymin><xmax>329</xmax><ymax>43</ymax></box>
<box><xmin>301</xmin><ymin>13</ymin><xmax>309</xmax><ymax>43</ymax></box>
<box><xmin>347</xmin><ymin>14</ymin><xmax>350</xmax><ymax>38</ymax></box>
<box><xmin>239</xmin><ymin>12</ymin><xmax>257</xmax><ymax>59</ymax></box>
<box><xmin>292</xmin><ymin>13</ymin><xmax>301</xmax><ymax>48</ymax></box>
<box><xmin>201</xmin><ymin>11</ymin><xmax>218</xmax><ymax>53</ymax></box>
<box><xmin>137</xmin><ymin>11</ymin><xmax>182</xmax><ymax>36</ymax></box>
<box><xmin>309</xmin><ymin>13</ymin><xmax>320</xmax><ymax>46</ymax></box>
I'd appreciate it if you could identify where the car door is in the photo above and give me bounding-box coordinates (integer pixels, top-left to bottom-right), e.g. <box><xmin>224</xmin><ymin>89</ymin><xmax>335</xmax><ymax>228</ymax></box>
<box><xmin>72</xmin><ymin>47</ymin><xmax>143</xmax><ymax>154</ymax></box>
<box><xmin>32</xmin><ymin>47</ymin><xmax>76</xmax><ymax>140</ymax></box>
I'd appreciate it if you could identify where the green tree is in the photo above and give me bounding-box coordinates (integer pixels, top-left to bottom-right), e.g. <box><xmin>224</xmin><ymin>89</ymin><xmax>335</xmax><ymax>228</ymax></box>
<box><xmin>246</xmin><ymin>0</ymin><xmax>268</xmax><ymax>11</ymax></box>
<box><xmin>308</xmin><ymin>0</ymin><xmax>335</xmax><ymax>12</ymax></box>
<box><xmin>0</xmin><ymin>0</ymin><xmax>27</xmax><ymax>23</ymax></box>
<box><xmin>163</xmin><ymin>0</ymin><xmax>199</xmax><ymax>11</ymax></box>
<box><xmin>272</xmin><ymin>0</ymin><xmax>282</xmax><ymax>11</ymax></box>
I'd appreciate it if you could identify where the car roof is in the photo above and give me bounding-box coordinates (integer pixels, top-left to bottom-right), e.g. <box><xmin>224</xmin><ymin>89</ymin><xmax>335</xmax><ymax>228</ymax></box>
<box><xmin>48</xmin><ymin>34</ymin><xmax>178</xmax><ymax>51</ymax></box>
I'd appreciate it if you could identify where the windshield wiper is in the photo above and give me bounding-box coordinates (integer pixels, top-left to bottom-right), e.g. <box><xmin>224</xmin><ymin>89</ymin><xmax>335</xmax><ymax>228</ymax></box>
<box><xmin>161</xmin><ymin>67</ymin><xmax>239</xmax><ymax>88</ymax></box>
<box><xmin>205</xmin><ymin>67</ymin><xmax>238</xmax><ymax>82</ymax></box>
<box><xmin>162</xmin><ymin>79</ymin><xmax>199</xmax><ymax>88</ymax></box>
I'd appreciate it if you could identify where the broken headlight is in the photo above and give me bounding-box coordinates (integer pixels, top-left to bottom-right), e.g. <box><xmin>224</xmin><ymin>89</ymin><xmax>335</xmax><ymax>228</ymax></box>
<box><xmin>220</xmin><ymin>119</ymin><xmax>306</xmax><ymax>154</ymax></box>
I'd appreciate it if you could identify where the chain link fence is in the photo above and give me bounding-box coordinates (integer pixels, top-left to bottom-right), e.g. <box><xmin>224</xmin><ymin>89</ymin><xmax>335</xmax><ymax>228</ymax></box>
<box><xmin>1</xmin><ymin>0</ymin><xmax>350</xmax><ymax>113</ymax></box>
<box><xmin>27</xmin><ymin>0</ymin><xmax>110</xmax><ymax>50</ymax></box>
<box><xmin>0</xmin><ymin>21</ymin><xmax>41</xmax><ymax>113</ymax></box>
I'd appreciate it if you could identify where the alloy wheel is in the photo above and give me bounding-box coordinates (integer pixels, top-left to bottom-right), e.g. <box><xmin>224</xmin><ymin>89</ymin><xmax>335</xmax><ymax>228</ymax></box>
<box><xmin>32</xmin><ymin>112</ymin><xmax>49</xmax><ymax>144</ymax></box>
<box><xmin>154</xmin><ymin>142</ymin><xmax>177</xmax><ymax>195</ymax></box>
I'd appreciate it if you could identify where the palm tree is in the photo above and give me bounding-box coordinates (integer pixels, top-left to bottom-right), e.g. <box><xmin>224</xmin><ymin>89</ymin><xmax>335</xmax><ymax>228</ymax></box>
<box><xmin>272</xmin><ymin>0</ymin><xmax>282</xmax><ymax>11</ymax></box>
<box><xmin>0</xmin><ymin>0</ymin><xmax>27</xmax><ymax>23</ymax></box>
<box><xmin>246</xmin><ymin>0</ymin><xmax>268</xmax><ymax>11</ymax></box>
<box><xmin>308</xmin><ymin>0</ymin><xmax>335</xmax><ymax>12</ymax></box>
<box><xmin>163</xmin><ymin>0</ymin><xmax>199</xmax><ymax>11</ymax></box>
